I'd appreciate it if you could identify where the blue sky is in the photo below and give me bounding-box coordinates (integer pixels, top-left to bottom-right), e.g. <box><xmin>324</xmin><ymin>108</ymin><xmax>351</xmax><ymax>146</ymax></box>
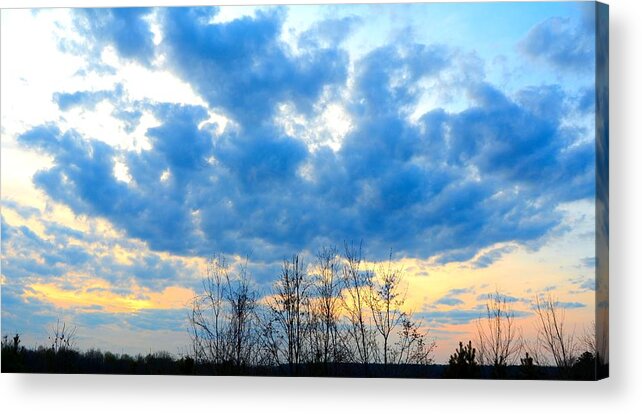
<box><xmin>1</xmin><ymin>3</ymin><xmax>599</xmax><ymax>360</ymax></box>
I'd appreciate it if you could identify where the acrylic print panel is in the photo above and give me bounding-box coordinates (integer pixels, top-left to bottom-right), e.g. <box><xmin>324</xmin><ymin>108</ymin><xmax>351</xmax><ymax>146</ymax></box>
<box><xmin>0</xmin><ymin>2</ymin><xmax>608</xmax><ymax>380</ymax></box>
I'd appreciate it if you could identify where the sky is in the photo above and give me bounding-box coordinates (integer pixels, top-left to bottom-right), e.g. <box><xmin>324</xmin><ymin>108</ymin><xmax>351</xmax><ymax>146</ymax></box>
<box><xmin>1</xmin><ymin>2</ymin><xmax>600</xmax><ymax>362</ymax></box>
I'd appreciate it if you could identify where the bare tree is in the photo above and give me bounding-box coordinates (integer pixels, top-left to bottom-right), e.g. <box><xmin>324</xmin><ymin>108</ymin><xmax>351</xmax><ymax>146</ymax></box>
<box><xmin>255</xmin><ymin>312</ymin><xmax>282</xmax><ymax>367</ymax></box>
<box><xmin>393</xmin><ymin>315</ymin><xmax>436</xmax><ymax>365</ymax></box>
<box><xmin>311</xmin><ymin>246</ymin><xmax>343</xmax><ymax>365</ymax></box>
<box><xmin>267</xmin><ymin>254</ymin><xmax>310</xmax><ymax>373</ymax></box>
<box><xmin>189</xmin><ymin>255</ymin><xmax>228</xmax><ymax>364</ymax></box>
<box><xmin>188</xmin><ymin>255</ymin><xmax>258</xmax><ymax>369</ymax></box>
<box><xmin>225</xmin><ymin>263</ymin><xmax>258</xmax><ymax>368</ymax></box>
<box><xmin>340</xmin><ymin>241</ymin><xmax>376</xmax><ymax>366</ymax></box>
<box><xmin>368</xmin><ymin>254</ymin><xmax>407</xmax><ymax>367</ymax></box>
<box><xmin>475</xmin><ymin>290</ymin><xmax>522</xmax><ymax>376</ymax></box>
<box><xmin>48</xmin><ymin>318</ymin><xmax>77</xmax><ymax>353</ymax></box>
<box><xmin>533</xmin><ymin>294</ymin><xmax>578</xmax><ymax>374</ymax></box>
<box><xmin>185</xmin><ymin>247</ymin><xmax>442</xmax><ymax>376</ymax></box>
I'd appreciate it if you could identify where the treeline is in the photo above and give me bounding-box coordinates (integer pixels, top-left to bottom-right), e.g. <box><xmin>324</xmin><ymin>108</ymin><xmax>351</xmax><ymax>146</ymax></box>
<box><xmin>188</xmin><ymin>244</ymin><xmax>434</xmax><ymax>377</ymax></box>
<box><xmin>1</xmin><ymin>243</ymin><xmax>608</xmax><ymax>379</ymax></box>
<box><xmin>1</xmin><ymin>332</ymin><xmax>604</xmax><ymax>379</ymax></box>
<box><xmin>1</xmin><ymin>331</ymin><xmax>433</xmax><ymax>377</ymax></box>
<box><xmin>1</xmin><ymin>335</ymin><xmax>193</xmax><ymax>375</ymax></box>
<box><xmin>185</xmin><ymin>244</ymin><xmax>606</xmax><ymax>379</ymax></box>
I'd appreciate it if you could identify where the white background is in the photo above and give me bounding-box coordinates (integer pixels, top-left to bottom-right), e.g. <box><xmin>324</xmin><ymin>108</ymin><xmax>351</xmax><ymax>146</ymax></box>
<box><xmin>1</xmin><ymin>0</ymin><xmax>640</xmax><ymax>412</ymax></box>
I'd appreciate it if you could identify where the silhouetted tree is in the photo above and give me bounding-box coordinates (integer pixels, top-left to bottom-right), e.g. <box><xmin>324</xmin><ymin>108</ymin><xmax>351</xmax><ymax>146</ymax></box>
<box><xmin>571</xmin><ymin>351</ymin><xmax>596</xmax><ymax>380</ymax></box>
<box><xmin>518</xmin><ymin>352</ymin><xmax>540</xmax><ymax>379</ymax></box>
<box><xmin>533</xmin><ymin>294</ymin><xmax>578</xmax><ymax>376</ymax></box>
<box><xmin>189</xmin><ymin>255</ymin><xmax>228</xmax><ymax>364</ymax></box>
<box><xmin>368</xmin><ymin>253</ymin><xmax>406</xmax><ymax>368</ymax></box>
<box><xmin>48</xmin><ymin>319</ymin><xmax>77</xmax><ymax>353</ymax></box>
<box><xmin>475</xmin><ymin>290</ymin><xmax>522</xmax><ymax>378</ymax></box>
<box><xmin>340</xmin><ymin>241</ymin><xmax>376</xmax><ymax>368</ymax></box>
<box><xmin>1</xmin><ymin>334</ymin><xmax>25</xmax><ymax>372</ymax></box>
<box><xmin>256</xmin><ymin>314</ymin><xmax>281</xmax><ymax>367</ymax></box>
<box><xmin>582</xmin><ymin>320</ymin><xmax>608</xmax><ymax>376</ymax></box>
<box><xmin>444</xmin><ymin>340</ymin><xmax>480</xmax><ymax>379</ymax></box>
<box><xmin>310</xmin><ymin>246</ymin><xmax>344</xmax><ymax>365</ymax></box>
<box><xmin>189</xmin><ymin>255</ymin><xmax>259</xmax><ymax>371</ymax></box>
<box><xmin>393</xmin><ymin>316</ymin><xmax>435</xmax><ymax>365</ymax></box>
<box><xmin>3</xmin><ymin>333</ymin><xmax>22</xmax><ymax>354</ymax></box>
<box><xmin>225</xmin><ymin>264</ymin><xmax>258</xmax><ymax>368</ymax></box>
<box><xmin>267</xmin><ymin>254</ymin><xmax>311</xmax><ymax>373</ymax></box>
